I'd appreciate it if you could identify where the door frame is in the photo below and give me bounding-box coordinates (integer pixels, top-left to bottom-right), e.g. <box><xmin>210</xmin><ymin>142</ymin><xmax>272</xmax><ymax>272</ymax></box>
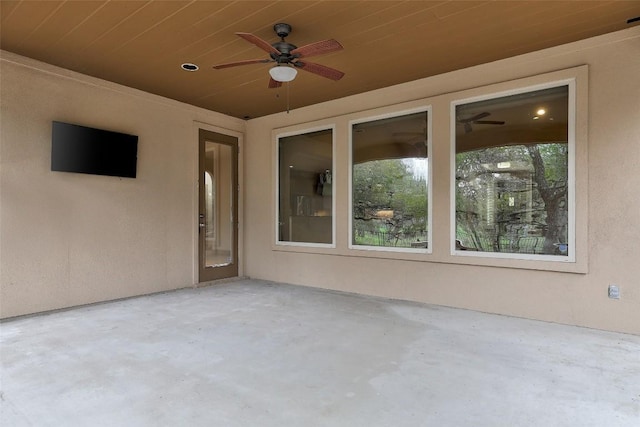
<box><xmin>194</xmin><ymin>123</ymin><xmax>243</xmax><ymax>284</ymax></box>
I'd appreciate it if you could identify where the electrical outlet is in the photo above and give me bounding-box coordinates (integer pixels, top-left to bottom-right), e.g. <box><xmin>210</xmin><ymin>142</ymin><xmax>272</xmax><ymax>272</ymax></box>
<box><xmin>608</xmin><ymin>285</ymin><xmax>620</xmax><ymax>299</ymax></box>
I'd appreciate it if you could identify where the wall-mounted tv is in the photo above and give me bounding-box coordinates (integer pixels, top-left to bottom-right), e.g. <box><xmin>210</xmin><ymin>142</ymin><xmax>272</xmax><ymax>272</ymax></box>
<box><xmin>51</xmin><ymin>121</ymin><xmax>138</xmax><ymax>178</ymax></box>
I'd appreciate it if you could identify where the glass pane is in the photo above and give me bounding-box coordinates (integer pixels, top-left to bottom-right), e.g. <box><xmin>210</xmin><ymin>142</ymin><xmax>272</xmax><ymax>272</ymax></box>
<box><xmin>204</xmin><ymin>141</ymin><xmax>233</xmax><ymax>266</ymax></box>
<box><xmin>454</xmin><ymin>85</ymin><xmax>569</xmax><ymax>256</ymax></box>
<box><xmin>352</xmin><ymin>111</ymin><xmax>429</xmax><ymax>249</ymax></box>
<box><xmin>278</xmin><ymin>129</ymin><xmax>333</xmax><ymax>244</ymax></box>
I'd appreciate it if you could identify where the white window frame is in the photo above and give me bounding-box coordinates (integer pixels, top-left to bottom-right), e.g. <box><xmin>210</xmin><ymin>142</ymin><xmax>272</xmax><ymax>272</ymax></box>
<box><xmin>274</xmin><ymin>124</ymin><xmax>336</xmax><ymax>249</ymax></box>
<box><xmin>450</xmin><ymin>79</ymin><xmax>576</xmax><ymax>263</ymax></box>
<box><xmin>348</xmin><ymin>107</ymin><xmax>433</xmax><ymax>254</ymax></box>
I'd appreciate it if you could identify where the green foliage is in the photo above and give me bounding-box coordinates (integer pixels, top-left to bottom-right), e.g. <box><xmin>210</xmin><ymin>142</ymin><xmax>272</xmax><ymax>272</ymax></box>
<box><xmin>455</xmin><ymin>143</ymin><xmax>568</xmax><ymax>255</ymax></box>
<box><xmin>537</xmin><ymin>143</ymin><xmax>568</xmax><ymax>184</ymax></box>
<box><xmin>352</xmin><ymin>158</ymin><xmax>428</xmax><ymax>246</ymax></box>
<box><xmin>350</xmin><ymin>142</ymin><xmax>568</xmax><ymax>252</ymax></box>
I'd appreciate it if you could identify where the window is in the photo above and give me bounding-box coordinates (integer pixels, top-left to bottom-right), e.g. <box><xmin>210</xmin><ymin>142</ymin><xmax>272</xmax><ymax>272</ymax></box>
<box><xmin>351</xmin><ymin>110</ymin><xmax>430</xmax><ymax>251</ymax></box>
<box><xmin>272</xmin><ymin>67</ymin><xmax>584</xmax><ymax>270</ymax></box>
<box><xmin>453</xmin><ymin>83</ymin><xmax>573</xmax><ymax>259</ymax></box>
<box><xmin>277</xmin><ymin>128</ymin><xmax>334</xmax><ymax>246</ymax></box>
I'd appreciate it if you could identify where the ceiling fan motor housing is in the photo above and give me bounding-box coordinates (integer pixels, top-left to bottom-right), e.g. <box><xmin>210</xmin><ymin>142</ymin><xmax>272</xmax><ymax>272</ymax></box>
<box><xmin>271</xmin><ymin>41</ymin><xmax>298</xmax><ymax>63</ymax></box>
<box><xmin>270</xmin><ymin>23</ymin><xmax>298</xmax><ymax>63</ymax></box>
<box><xmin>273</xmin><ymin>23</ymin><xmax>292</xmax><ymax>38</ymax></box>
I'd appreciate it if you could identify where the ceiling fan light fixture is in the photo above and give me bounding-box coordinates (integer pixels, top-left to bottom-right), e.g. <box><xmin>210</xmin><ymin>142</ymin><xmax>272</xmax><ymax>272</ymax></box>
<box><xmin>269</xmin><ymin>65</ymin><xmax>297</xmax><ymax>82</ymax></box>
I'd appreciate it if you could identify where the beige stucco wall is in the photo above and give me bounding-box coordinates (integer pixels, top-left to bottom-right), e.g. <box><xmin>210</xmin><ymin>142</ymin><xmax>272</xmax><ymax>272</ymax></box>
<box><xmin>244</xmin><ymin>27</ymin><xmax>640</xmax><ymax>335</ymax></box>
<box><xmin>0</xmin><ymin>52</ymin><xmax>244</xmax><ymax>318</ymax></box>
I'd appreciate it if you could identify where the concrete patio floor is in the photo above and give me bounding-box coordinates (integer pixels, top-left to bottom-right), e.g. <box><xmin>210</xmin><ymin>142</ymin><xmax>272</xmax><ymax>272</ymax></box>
<box><xmin>1</xmin><ymin>279</ymin><xmax>639</xmax><ymax>426</ymax></box>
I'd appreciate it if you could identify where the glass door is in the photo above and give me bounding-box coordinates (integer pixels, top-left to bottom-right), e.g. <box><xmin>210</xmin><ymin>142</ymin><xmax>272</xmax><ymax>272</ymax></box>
<box><xmin>199</xmin><ymin>129</ymin><xmax>238</xmax><ymax>282</ymax></box>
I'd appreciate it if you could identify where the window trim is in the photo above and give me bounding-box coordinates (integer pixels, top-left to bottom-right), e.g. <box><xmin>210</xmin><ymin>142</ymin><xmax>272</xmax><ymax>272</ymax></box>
<box><xmin>449</xmin><ymin>79</ymin><xmax>577</xmax><ymax>263</ymax></box>
<box><xmin>269</xmin><ymin>66</ymin><xmax>587</xmax><ymax>273</ymax></box>
<box><xmin>274</xmin><ymin>124</ymin><xmax>337</xmax><ymax>249</ymax></box>
<box><xmin>348</xmin><ymin>106</ymin><xmax>433</xmax><ymax>254</ymax></box>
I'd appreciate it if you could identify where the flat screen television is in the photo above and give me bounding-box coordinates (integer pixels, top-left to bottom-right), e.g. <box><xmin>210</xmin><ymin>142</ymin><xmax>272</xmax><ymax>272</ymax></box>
<box><xmin>51</xmin><ymin>121</ymin><xmax>138</xmax><ymax>178</ymax></box>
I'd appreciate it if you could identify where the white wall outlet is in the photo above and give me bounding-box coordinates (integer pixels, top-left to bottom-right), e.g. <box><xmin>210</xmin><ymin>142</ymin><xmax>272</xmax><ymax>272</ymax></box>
<box><xmin>608</xmin><ymin>285</ymin><xmax>620</xmax><ymax>299</ymax></box>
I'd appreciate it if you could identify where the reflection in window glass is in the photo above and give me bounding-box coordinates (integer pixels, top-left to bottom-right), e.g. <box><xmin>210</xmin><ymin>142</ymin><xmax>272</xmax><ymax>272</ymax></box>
<box><xmin>352</xmin><ymin>111</ymin><xmax>429</xmax><ymax>249</ymax></box>
<box><xmin>455</xmin><ymin>85</ymin><xmax>570</xmax><ymax>256</ymax></box>
<box><xmin>278</xmin><ymin>129</ymin><xmax>333</xmax><ymax>245</ymax></box>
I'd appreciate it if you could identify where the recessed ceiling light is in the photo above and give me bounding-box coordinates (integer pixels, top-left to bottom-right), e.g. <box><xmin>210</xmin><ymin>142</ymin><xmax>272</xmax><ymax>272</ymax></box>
<box><xmin>181</xmin><ymin>63</ymin><xmax>199</xmax><ymax>72</ymax></box>
<box><xmin>536</xmin><ymin>108</ymin><xmax>546</xmax><ymax>116</ymax></box>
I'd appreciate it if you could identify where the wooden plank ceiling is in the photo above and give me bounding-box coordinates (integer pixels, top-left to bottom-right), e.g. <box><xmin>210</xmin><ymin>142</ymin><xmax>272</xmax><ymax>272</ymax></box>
<box><xmin>2</xmin><ymin>1</ymin><xmax>639</xmax><ymax>119</ymax></box>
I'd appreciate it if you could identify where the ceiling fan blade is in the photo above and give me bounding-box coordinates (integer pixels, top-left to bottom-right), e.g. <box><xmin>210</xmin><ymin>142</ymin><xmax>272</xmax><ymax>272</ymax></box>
<box><xmin>469</xmin><ymin>112</ymin><xmax>491</xmax><ymax>121</ymax></box>
<box><xmin>268</xmin><ymin>78</ymin><xmax>282</xmax><ymax>89</ymax></box>
<box><xmin>213</xmin><ymin>58</ymin><xmax>271</xmax><ymax>69</ymax></box>
<box><xmin>464</xmin><ymin>123</ymin><xmax>473</xmax><ymax>133</ymax></box>
<box><xmin>474</xmin><ymin>120</ymin><xmax>505</xmax><ymax>125</ymax></box>
<box><xmin>235</xmin><ymin>32</ymin><xmax>280</xmax><ymax>55</ymax></box>
<box><xmin>290</xmin><ymin>39</ymin><xmax>343</xmax><ymax>58</ymax></box>
<box><xmin>295</xmin><ymin>61</ymin><xmax>345</xmax><ymax>80</ymax></box>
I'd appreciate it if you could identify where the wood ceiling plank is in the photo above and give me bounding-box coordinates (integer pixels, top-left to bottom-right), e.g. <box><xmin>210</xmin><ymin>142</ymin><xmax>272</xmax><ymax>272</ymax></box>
<box><xmin>340</xmin><ymin>2</ymin><xmax>441</xmax><ymax>37</ymax></box>
<box><xmin>0</xmin><ymin>0</ymin><xmax>21</xmax><ymax>25</ymax></box>
<box><xmin>526</xmin><ymin>1</ymin><xmax>638</xmax><ymax>37</ymax></box>
<box><xmin>521</xmin><ymin>0</ymin><xmax>637</xmax><ymax>45</ymax></box>
<box><xmin>298</xmin><ymin>1</ymin><xmax>403</xmax><ymax>36</ymax></box>
<box><xmin>166</xmin><ymin>1</ymin><xmax>278</xmax><ymax>62</ymax></box>
<box><xmin>494</xmin><ymin>2</ymin><xmax>640</xmax><ymax>57</ymax></box>
<box><xmin>106</xmin><ymin>0</ymin><xmax>201</xmax><ymax>55</ymax></box>
<box><xmin>352</xmin><ymin>5</ymin><xmax>628</xmax><ymax>89</ymax></box>
<box><xmin>412</xmin><ymin>0</ymin><xmax>534</xmax><ymax>42</ymax></box>
<box><xmin>341</xmin><ymin>7</ymin><xmax>443</xmax><ymax>48</ymax></box>
<box><xmin>502</xmin><ymin>22</ymin><xmax>639</xmax><ymax>59</ymax></box>
<box><xmin>106</xmin><ymin>1</ymin><xmax>233</xmax><ymax>58</ymax></box>
<box><xmin>0</xmin><ymin>0</ymin><xmax>64</xmax><ymax>51</ymax></box>
<box><xmin>2</xmin><ymin>0</ymin><xmax>638</xmax><ymax>119</ymax></box>
<box><xmin>190</xmin><ymin>1</ymin><xmax>324</xmax><ymax>62</ymax></box>
<box><xmin>17</xmin><ymin>1</ymin><xmax>108</xmax><ymax>55</ymax></box>
<box><xmin>269</xmin><ymin>0</ymin><xmax>365</xmax><ymax>42</ymax></box>
<box><xmin>84</xmin><ymin>1</ymin><xmax>191</xmax><ymax>55</ymax></box>
<box><xmin>394</xmin><ymin>1</ymin><xmax>598</xmax><ymax>68</ymax></box>
<box><xmin>433</xmin><ymin>0</ymin><xmax>493</xmax><ymax>20</ymax></box>
<box><xmin>480</xmin><ymin>1</ymin><xmax>606</xmax><ymax>38</ymax></box>
<box><xmin>337</xmin><ymin>1</ymin><xmax>433</xmax><ymax>39</ymax></box>
<box><xmin>263</xmin><ymin>1</ymin><xmax>373</xmax><ymax>45</ymax></box>
<box><xmin>44</xmin><ymin>1</ymin><xmax>148</xmax><ymax>56</ymax></box>
<box><xmin>120</xmin><ymin>0</ymin><xmax>330</xmax><ymax>65</ymax></box>
<box><xmin>495</xmin><ymin>1</ymin><xmax>597</xmax><ymax>33</ymax></box>
<box><xmin>395</xmin><ymin>5</ymin><xmax>539</xmax><ymax>69</ymax></box>
<box><xmin>195</xmin><ymin>1</ymin><xmax>360</xmax><ymax>96</ymax></box>
<box><xmin>152</xmin><ymin>2</ymin><xmax>636</xmax><ymax>118</ymax></box>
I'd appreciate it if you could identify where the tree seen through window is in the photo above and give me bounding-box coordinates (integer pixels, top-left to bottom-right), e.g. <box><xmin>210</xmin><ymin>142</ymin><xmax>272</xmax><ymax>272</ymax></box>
<box><xmin>352</xmin><ymin>111</ymin><xmax>429</xmax><ymax>249</ymax></box>
<box><xmin>455</xmin><ymin>85</ymin><xmax>570</xmax><ymax>256</ymax></box>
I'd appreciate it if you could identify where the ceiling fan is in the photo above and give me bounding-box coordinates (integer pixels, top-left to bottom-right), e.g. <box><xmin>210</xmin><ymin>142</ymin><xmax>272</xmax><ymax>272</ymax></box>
<box><xmin>213</xmin><ymin>23</ymin><xmax>345</xmax><ymax>88</ymax></box>
<box><xmin>457</xmin><ymin>112</ymin><xmax>505</xmax><ymax>133</ymax></box>
<box><xmin>393</xmin><ymin>131</ymin><xmax>427</xmax><ymax>148</ymax></box>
